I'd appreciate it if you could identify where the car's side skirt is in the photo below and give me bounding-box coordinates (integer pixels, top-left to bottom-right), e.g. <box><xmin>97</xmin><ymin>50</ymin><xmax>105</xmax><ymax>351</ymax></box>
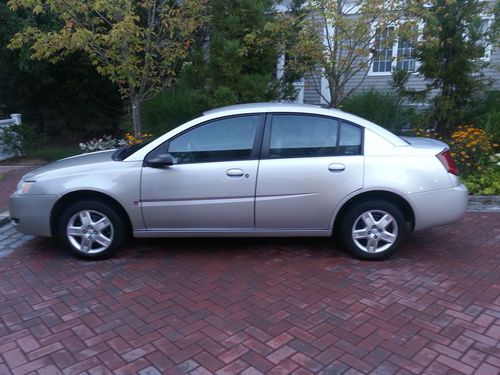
<box><xmin>133</xmin><ymin>229</ymin><xmax>332</xmax><ymax>238</ymax></box>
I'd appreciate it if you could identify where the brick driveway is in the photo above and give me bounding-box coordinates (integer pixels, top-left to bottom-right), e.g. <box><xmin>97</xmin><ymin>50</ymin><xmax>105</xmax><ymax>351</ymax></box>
<box><xmin>0</xmin><ymin>166</ymin><xmax>35</xmax><ymax>213</ymax></box>
<box><xmin>0</xmin><ymin>212</ymin><xmax>498</xmax><ymax>375</ymax></box>
<box><xmin>1</xmin><ymin>165</ymin><xmax>500</xmax><ymax>374</ymax></box>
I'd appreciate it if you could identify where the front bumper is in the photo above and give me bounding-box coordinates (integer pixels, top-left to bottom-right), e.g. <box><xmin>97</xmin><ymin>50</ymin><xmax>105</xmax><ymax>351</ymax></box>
<box><xmin>9</xmin><ymin>193</ymin><xmax>60</xmax><ymax>237</ymax></box>
<box><xmin>407</xmin><ymin>184</ymin><xmax>469</xmax><ymax>231</ymax></box>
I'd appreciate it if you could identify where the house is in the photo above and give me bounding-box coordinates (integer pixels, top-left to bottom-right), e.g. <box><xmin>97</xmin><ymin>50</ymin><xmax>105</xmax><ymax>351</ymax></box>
<box><xmin>276</xmin><ymin>0</ymin><xmax>499</xmax><ymax>106</ymax></box>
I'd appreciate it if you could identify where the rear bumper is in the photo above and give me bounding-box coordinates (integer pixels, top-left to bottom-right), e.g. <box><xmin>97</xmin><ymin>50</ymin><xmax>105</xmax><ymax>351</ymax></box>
<box><xmin>407</xmin><ymin>184</ymin><xmax>469</xmax><ymax>231</ymax></box>
<box><xmin>9</xmin><ymin>193</ymin><xmax>59</xmax><ymax>237</ymax></box>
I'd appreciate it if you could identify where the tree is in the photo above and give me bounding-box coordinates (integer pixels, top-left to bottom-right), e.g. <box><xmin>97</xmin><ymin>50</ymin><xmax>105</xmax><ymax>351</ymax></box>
<box><xmin>8</xmin><ymin>0</ymin><xmax>207</xmax><ymax>136</ymax></box>
<box><xmin>0</xmin><ymin>2</ymin><xmax>123</xmax><ymax>138</ymax></box>
<box><xmin>208</xmin><ymin>0</ymin><xmax>292</xmax><ymax>105</ymax></box>
<box><xmin>413</xmin><ymin>0</ymin><xmax>497</xmax><ymax>136</ymax></box>
<box><xmin>266</xmin><ymin>0</ymin><xmax>413</xmax><ymax>107</ymax></box>
<box><xmin>180</xmin><ymin>0</ymin><xmax>296</xmax><ymax>107</ymax></box>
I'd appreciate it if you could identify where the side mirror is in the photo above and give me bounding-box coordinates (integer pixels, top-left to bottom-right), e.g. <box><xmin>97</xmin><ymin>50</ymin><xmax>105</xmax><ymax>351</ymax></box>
<box><xmin>146</xmin><ymin>153</ymin><xmax>174</xmax><ymax>168</ymax></box>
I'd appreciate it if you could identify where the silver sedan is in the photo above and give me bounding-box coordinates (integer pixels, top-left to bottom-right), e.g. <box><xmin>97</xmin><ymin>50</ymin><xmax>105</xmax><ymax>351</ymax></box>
<box><xmin>10</xmin><ymin>103</ymin><xmax>468</xmax><ymax>260</ymax></box>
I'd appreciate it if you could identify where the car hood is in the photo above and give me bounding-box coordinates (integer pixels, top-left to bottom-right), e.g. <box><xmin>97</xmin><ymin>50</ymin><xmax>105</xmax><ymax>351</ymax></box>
<box><xmin>23</xmin><ymin>149</ymin><xmax>117</xmax><ymax>181</ymax></box>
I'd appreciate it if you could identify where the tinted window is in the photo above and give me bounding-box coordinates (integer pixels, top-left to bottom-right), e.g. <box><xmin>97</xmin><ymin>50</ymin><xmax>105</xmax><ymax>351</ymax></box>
<box><xmin>270</xmin><ymin>115</ymin><xmax>338</xmax><ymax>158</ymax></box>
<box><xmin>268</xmin><ymin>115</ymin><xmax>362</xmax><ymax>158</ymax></box>
<box><xmin>339</xmin><ymin>122</ymin><xmax>362</xmax><ymax>155</ymax></box>
<box><xmin>168</xmin><ymin>115</ymin><xmax>260</xmax><ymax>164</ymax></box>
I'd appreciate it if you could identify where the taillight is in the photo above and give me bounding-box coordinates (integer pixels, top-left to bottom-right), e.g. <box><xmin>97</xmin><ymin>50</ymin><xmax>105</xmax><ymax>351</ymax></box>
<box><xmin>436</xmin><ymin>150</ymin><xmax>459</xmax><ymax>175</ymax></box>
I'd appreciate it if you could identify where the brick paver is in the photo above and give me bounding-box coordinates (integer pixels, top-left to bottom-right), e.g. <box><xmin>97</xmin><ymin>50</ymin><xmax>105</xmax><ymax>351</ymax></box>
<box><xmin>0</xmin><ymin>166</ymin><xmax>36</xmax><ymax>212</ymax></box>
<box><xmin>0</xmin><ymin>212</ymin><xmax>498</xmax><ymax>374</ymax></box>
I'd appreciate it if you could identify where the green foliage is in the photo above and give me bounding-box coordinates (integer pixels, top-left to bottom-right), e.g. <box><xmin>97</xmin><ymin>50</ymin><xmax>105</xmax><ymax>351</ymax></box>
<box><xmin>471</xmin><ymin>91</ymin><xmax>500</xmax><ymax>145</ymax></box>
<box><xmin>449</xmin><ymin>126</ymin><xmax>496</xmax><ymax>176</ymax></box>
<box><xmin>141</xmin><ymin>88</ymin><xmax>208</xmax><ymax>135</ymax></box>
<box><xmin>0</xmin><ymin>2</ymin><xmax>123</xmax><ymax>138</ymax></box>
<box><xmin>341</xmin><ymin>90</ymin><xmax>415</xmax><ymax>133</ymax></box>
<box><xmin>181</xmin><ymin>0</ymin><xmax>295</xmax><ymax>109</ymax></box>
<box><xmin>413</xmin><ymin>125</ymin><xmax>496</xmax><ymax>176</ymax></box>
<box><xmin>413</xmin><ymin>0</ymin><xmax>495</xmax><ymax>136</ymax></box>
<box><xmin>207</xmin><ymin>0</ymin><xmax>283</xmax><ymax>104</ymax></box>
<box><xmin>8</xmin><ymin>0</ymin><xmax>208</xmax><ymax>135</ymax></box>
<box><xmin>0</xmin><ymin>123</ymin><xmax>37</xmax><ymax>156</ymax></box>
<box><xmin>482</xmin><ymin>110</ymin><xmax>500</xmax><ymax>146</ymax></box>
<box><xmin>391</xmin><ymin>70</ymin><xmax>427</xmax><ymax>103</ymax></box>
<box><xmin>463</xmin><ymin>167</ymin><xmax>500</xmax><ymax>195</ymax></box>
<box><xmin>251</xmin><ymin>0</ymin><xmax>414</xmax><ymax>107</ymax></box>
<box><xmin>30</xmin><ymin>145</ymin><xmax>79</xmax><ymax>161</ymax></box>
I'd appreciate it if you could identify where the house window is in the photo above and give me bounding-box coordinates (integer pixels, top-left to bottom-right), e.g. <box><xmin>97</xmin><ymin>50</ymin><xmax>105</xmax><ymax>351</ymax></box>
<box><xmin>370</xmin><ymin>26</ymin><xmax>418</xmax><ymax>75</ymax></box>
<box><xmin>396</xmin><ymin>34</ymin><xmax>416</xmax><ymax>71</ymax></box>
<box><xmin>372</xmin><ymin>27</ymin><xmax>394</xmax><ymax>73</ymax></box>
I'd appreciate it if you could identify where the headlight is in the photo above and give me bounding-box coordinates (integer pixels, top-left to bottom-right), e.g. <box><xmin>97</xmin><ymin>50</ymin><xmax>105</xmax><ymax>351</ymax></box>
<box><xmin>16</xmin><ymin>180</ymin><xmax>36</xmax><ymax>195</ymax></box>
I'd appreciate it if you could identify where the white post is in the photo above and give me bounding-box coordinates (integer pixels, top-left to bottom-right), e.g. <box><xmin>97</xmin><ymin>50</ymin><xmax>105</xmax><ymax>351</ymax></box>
<box><xmin>294</xmin><ymin>80</ymin><xmax>305</xmax><ymax>104</ymax></box>
<box><xmin>10</xmin><ymin>113</ymin><xmax>22</xmax><ymax>125</ymax></box>
<box><xmin>276</xmin><ymin>53</ymin><xmax>285</xmax><ymax>80</ymax></box>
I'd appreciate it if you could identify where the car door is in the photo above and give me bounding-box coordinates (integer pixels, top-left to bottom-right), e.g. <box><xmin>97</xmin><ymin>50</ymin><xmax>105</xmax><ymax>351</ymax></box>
<box><xmin>255</xmin><ymin>114</ymin><xmax>364</xmax><ymax>230</ymax></box>
<box><xmin>141</xmin><ymin>114</ymin><xmax>264</xmax><ymax>231</ymax></box>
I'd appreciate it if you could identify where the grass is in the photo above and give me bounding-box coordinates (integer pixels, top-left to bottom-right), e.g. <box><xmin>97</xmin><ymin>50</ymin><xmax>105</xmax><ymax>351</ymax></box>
<box><xmin>29</xmin><ymin>145</ymin><xmax>81</xmax><ymax>162</ymax></box>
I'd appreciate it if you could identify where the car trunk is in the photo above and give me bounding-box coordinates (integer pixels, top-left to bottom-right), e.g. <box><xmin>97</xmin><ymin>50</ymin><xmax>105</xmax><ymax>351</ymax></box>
<box><xmin>400</xmin><ymin>136</ymin><xmax>448</xmax><ymax>152</ymax></box>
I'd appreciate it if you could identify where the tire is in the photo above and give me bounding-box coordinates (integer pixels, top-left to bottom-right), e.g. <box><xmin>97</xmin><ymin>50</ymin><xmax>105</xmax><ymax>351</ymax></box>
<box><xmin>57</xmin><ymin>199</ymin><xmax>127</xmax><ymax>260</ymax></box>
<box><xmin>339</xmin><ymin>200</ymin><xmax>406</xmax><ymax>260</ymax></box>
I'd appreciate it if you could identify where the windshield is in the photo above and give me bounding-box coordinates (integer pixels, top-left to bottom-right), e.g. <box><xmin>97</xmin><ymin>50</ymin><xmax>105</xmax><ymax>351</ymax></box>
<box><xmin>112</xmin><ymin>139</ymin><xmax>155</xmax><ymax>161</ymax></box>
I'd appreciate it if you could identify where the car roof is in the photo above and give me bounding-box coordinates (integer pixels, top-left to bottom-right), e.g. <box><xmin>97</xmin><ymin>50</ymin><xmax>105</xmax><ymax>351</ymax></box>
<box><xmin>203</xmin><ymin>102</ymin><xmax>340</xmax><ymax>116</ymax></box>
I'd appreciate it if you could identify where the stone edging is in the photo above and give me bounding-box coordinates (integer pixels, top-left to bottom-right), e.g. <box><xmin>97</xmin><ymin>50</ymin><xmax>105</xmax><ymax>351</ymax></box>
<box><xmin>467</xmin><ymin>195</ymin><xmax>500</xmax><ymax>213</ymax></box>
<box><xmin>468</xmin><ymin>195</ymin><xmax>500</xmax><ymax>204</ymax></box>
<box><xmin>0</xmin><ymin>211</ymin><xmax>9</xmax><ymax>227</ymax></box>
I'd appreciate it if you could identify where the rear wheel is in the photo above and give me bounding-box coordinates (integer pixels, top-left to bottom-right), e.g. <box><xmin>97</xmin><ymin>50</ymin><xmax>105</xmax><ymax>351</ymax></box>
<box><xmin>57</xmin><ymin>200</ymin><xmax>127</xmax><ymax>260</ymax></box>
<box><xmin>340</xmin><ymin>200</ymin><xmax>406</xmax><ymax>260</ymax></box>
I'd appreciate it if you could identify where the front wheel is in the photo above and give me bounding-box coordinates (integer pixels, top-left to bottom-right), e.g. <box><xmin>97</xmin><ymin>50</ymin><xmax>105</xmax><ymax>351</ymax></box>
<box><xmin>57</xmin><ymin>200</ymin><xmax>127</xmax><ymax>260</ymax></box>
<box><xmin>339</xmin><ymin>200</ymin><xmax>406</xmax><ymax>260</ymax></box>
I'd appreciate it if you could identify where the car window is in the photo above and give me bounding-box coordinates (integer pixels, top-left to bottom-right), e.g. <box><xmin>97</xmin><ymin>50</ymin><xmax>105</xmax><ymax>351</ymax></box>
<box><xmin>167</xmin><ymin>115</ymin><xmax>260</xmax><ymax>164</ymax></box>
<box><xmin>269</xmin><ymin>115</ymin><xmax>338</xmax><ymax>158</ymax></box>
<box><xmin>268</xmin><ymin>115</ymin><xmax>362</xmax><ymax>158</ymax></box>
<box><xmin>339</xmin><ymin>121</ymin><xmax>362</xmax><ymax>155</ymax></box>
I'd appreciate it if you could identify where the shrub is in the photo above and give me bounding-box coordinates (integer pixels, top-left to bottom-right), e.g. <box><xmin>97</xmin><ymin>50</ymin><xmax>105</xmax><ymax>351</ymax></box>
<box><xmin>340</xmin><ymin>89</ymin><xmax>415</xmax><ymax>133</ymax></box>
<box><xmin>124</xmin><ymin>132</ymin><xmax>153</xmax><ymax>145</ymax></box>
<box><xmin>79</xmin><ymin>135</ymin><xmax>126</xmax><ymax>153</ymax></box>
<box><xmin>463</xmin><ymin>165</ymin><xmax>500</xmax><ymax>195</ymax></box>
<box><xmin>414</xmin><ymin>125</ymin><xmax>496</xmax><ymax>176</ymax></box>
<box><xmin>140</xmin><ymin>88</ymin><xmax>208</xmax><ymax>135</ymax></box>
<box><xmin>471</xmin><ymin>91</ymin><xmax>500</xmax><ymax>146</ymax></box>
<box><xmin>30</xmin><ymin>146</ymin><xmax>80</xmax><ymax>161</ymax></box>
<box><xmin>0</xmin><ymin>123</ymin><xmax>37</xmax><ymax>156</ymax></box>
<box><xmin>482</xmin><ymin>110</ymin><xmax>500</xmax><ymax>147</ymax></box>
<box><xmin>448</xmin><ymin>126</ymin><xmax>497</xmax><ymax>176</ymax></box>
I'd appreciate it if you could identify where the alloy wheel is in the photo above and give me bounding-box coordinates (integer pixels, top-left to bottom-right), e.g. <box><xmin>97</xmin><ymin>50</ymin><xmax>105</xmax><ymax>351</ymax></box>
<box><xmin>66</xmin><ymin>210</ymin><xmax>114</xmax><ymax>254</ymax></box>
<box><xmin>351</xmin><ymin>209</ymin><xmax>398</xmax><ymax>253</ymax></box>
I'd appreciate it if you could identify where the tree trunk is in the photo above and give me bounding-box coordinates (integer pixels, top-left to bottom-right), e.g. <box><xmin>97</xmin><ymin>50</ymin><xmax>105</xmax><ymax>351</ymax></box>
<box><xmin>329</xmin><ymin>82</ymin><xmax>340</xmax><ymax>108</ymax></box>
<box><xmin>130</xmin><ymin>96</ymin><xmax>142</xmax><ymax>137</ymax></box>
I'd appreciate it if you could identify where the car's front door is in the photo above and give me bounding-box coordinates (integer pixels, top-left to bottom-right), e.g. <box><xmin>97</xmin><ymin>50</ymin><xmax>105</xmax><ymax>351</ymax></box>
<box><xmin>141</xmin><ymin>114</ymin><xmax>264</xmax><ymax>231</ymax></box>
<box><xmin>255</xmin><ymin>114</ymin><xmax>364</xmax><ymax>231</ymax></box>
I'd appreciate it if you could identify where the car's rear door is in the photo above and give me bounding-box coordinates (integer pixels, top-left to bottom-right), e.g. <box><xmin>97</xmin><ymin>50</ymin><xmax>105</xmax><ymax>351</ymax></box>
<box><xmin>141</xmin><ymin>114</ymin><xmax>264</xmax><ymax>231</ymax></box>
<box><xmin>255</xmin><ymin>113</ymin><xmax>364</xmax><ymax>231</ymax></box>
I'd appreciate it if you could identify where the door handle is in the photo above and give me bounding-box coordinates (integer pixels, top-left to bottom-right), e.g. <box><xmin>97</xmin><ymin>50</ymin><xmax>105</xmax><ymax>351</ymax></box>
<box><xmin>328</xmin><ymin>163</ymin><xmax>345</xmax><ymax>172</ymax></box>
<box><xmin>227</xmin><ymin>168</ymin><xmax>244</xmax><ymax>177</ymax></box>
